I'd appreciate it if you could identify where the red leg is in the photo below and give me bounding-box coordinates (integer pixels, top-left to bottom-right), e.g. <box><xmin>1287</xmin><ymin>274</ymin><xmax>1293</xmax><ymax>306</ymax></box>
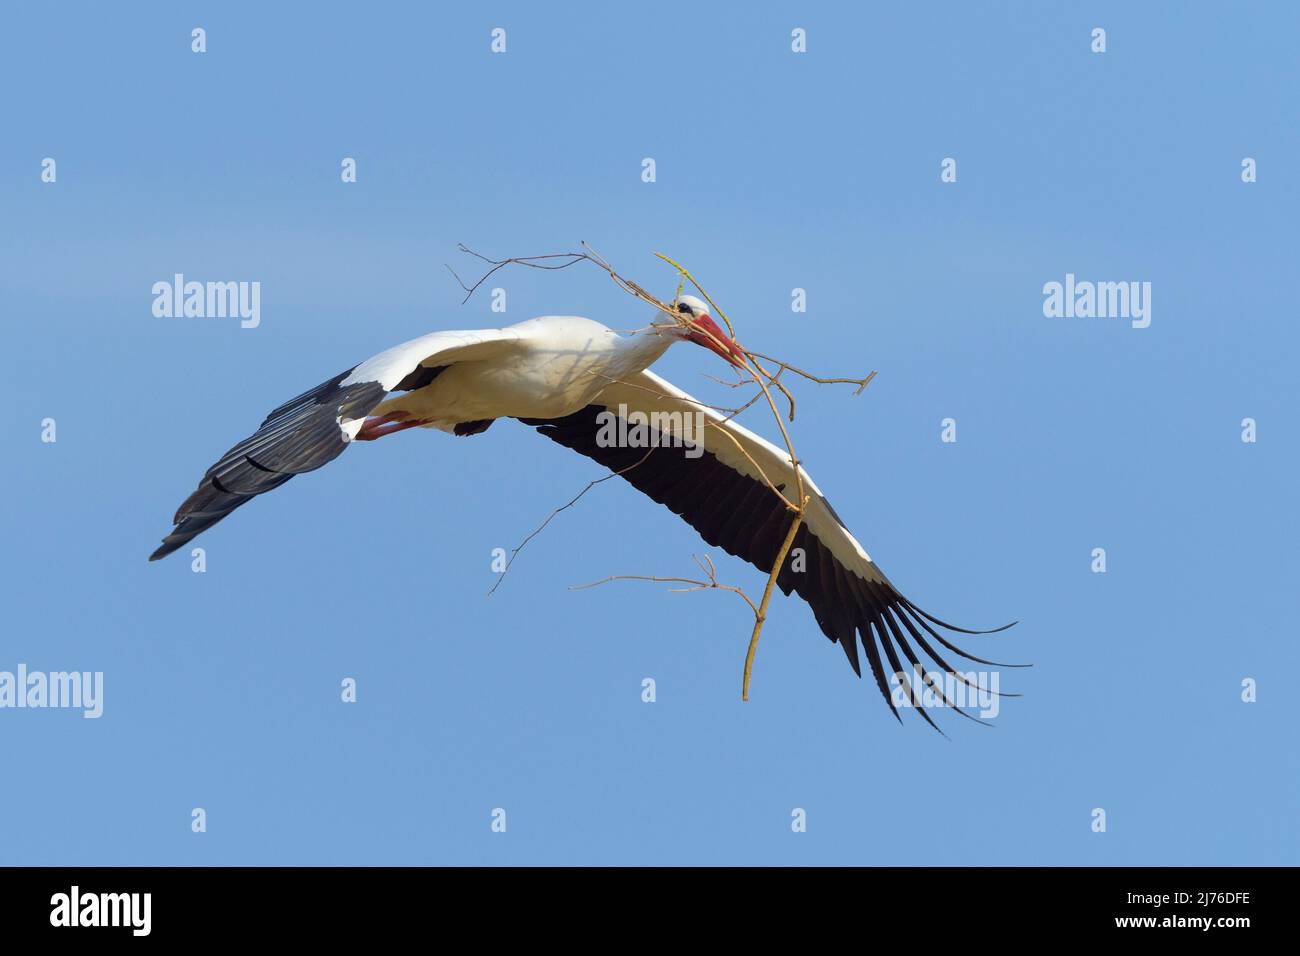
<box><xmin>355</xmin><ymin>412</ymin><xmax>430</xmax><ymax>441</ymax></box>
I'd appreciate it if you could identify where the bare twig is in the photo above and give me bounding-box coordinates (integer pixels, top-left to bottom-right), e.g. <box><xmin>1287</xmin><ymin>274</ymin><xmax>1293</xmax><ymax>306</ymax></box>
<box><xmin>488</xmin><ymin>448</ymin><xmax>656</xmax><ymax>596</ymax></box>
<box><xmin>746</xmin><ymin>351</ymin><xmax>878</xmax><ymax>396</ymax></box>
<box><xmin>742</xmin><ymin>499</ymin><xmax>808</xmax><ymax>701</ymax></box>
<box><xmin>642</xmin><ymin>254</ymin><xmax>821</xmax><ymax>698</ymax></box>
<box><xmin>454</xmin><ymin>243</ymin><xmax>876</xmax><ymax>700</ymax></box>
<box><xmin>703</xmin><ymin>421</ymin><xmax>799</xmax><ymax>511</ymax></box>
<box><xmin>446</xmin><ymin>247</ymin><xmax>589</xmax><ymax>305</ymax></box>
<box><xmin>572</xmin><ymin>553</ymin><xmax>760</xmax><ymax>617</ymax></box>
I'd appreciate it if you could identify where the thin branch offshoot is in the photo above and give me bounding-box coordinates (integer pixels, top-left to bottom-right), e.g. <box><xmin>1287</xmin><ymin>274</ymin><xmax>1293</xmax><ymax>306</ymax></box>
<box><xmin>488</xmin><ymin>448</ymin><xmax>655</xmax><ymax>596</ymax></box>
<box><xmin>455</xmin><ymin>244</ymin><xmax>875</xmax><ymax>700</ymax></box>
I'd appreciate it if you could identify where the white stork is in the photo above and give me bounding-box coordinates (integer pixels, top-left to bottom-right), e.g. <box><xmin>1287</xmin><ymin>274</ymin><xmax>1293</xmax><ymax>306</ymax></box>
<box><xmin>151</xmin><ymin>295</ymin><xmax>1015</xmax><ymax>725</ymax></box>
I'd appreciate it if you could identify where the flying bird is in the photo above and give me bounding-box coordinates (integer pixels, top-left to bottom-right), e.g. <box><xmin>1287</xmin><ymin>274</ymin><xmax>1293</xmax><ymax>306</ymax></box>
<box><xmin>150</xmin><ymin>295</ymin><xmax>1015</xmax><ymax>725</ymax></box>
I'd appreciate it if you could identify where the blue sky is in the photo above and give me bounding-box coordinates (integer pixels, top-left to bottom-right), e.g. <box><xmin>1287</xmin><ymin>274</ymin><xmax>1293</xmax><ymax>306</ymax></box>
<box><xmin>2</xmin><ymin>2</ymin><xmax>1296</xmax><ymax>865</ymax></box>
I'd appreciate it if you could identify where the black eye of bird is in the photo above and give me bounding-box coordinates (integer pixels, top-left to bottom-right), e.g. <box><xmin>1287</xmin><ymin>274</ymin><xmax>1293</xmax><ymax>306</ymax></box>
<box><xmin>676</xmin><ymin>302</ymin><xmax>694</xmax><ymax>316</ymax></box>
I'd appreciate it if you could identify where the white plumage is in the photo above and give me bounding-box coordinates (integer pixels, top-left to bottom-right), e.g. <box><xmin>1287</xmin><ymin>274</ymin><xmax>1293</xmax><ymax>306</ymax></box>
<box><xmin>150</xmin><ymin>295</ymin><xmax>1016</xmax><ymax>726</ymax></box>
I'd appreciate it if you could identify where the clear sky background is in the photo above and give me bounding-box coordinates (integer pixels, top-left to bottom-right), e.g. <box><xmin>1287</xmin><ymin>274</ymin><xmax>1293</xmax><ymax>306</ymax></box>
<box><xmin>2</xmin><ymin>2</ymin><xmax>1296</xmax><ymax>865</ymax></box>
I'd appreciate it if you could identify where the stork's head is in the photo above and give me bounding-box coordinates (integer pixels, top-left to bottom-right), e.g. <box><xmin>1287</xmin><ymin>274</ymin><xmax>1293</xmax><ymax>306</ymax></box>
<box><xmin>671</xmin><ymin>295</ymin><xmax>746</xmax><ymax>369</ymax></box>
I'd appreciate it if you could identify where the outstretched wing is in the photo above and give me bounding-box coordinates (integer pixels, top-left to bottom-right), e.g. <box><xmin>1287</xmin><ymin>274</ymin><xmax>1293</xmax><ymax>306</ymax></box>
<box><xmin>520</xmin><ymin>368</ymin><xmax>1018</xmax><ymax>728</ymax></box>
<box><xmin>150</xmin><ymin>329</ymin><xmax>524</xmax><ymax>561</ymax></box>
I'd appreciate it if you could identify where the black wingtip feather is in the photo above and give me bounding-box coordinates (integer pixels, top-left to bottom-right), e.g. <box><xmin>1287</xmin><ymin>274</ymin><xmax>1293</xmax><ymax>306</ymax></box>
<box><xmin>881</xmin><ymin>606</ymin><xmax>990</xmax><ymax>729</ymax></box>
<box><xmin>895</xmin><ymin>598</ymin><xmax>1027</xmax><ymax>670</ymax></box>
<box><xmin>875</xmin><ymin>620</ymin><xmax>948</xmax><ymax>738</ymax></box>
<box><xmin>902</xmin><ymin>599</ymin><xmax>1018</xmax><ymax>635</ymax></box>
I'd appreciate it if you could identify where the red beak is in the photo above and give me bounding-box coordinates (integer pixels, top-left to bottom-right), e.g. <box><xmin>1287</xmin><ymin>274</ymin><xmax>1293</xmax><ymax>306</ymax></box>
<box><xmin>685</xmin><ymin>314</ymin><xmax>746</xmax><ymax>369</ymax></box>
